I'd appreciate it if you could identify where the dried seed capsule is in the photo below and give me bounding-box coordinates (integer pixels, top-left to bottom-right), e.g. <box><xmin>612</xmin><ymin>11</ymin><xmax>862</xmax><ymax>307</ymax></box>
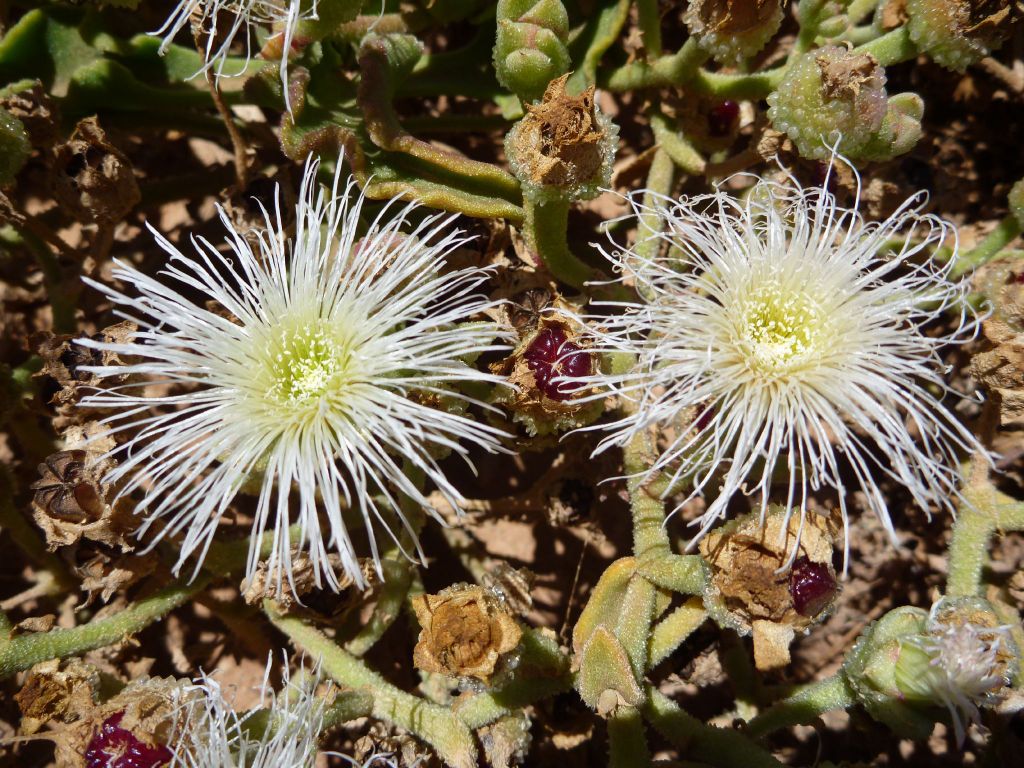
<box><xmin>683</xmin><ymin>0</ymin><xmax>784</xmax><ymax>66</ymax></box>
<box><xmin>412</xmin><ymin>583</ymin><xmax>523</xmax><ymax>684</ymax></box>
<box><xmin>53</xmin><ymin>116</ymin><xmax>140</xmax><ymax>224</ymax></box>
<box><xmin>906</xmin><ymin>0</ymin><xmax>1015</xmax><ymax>72</ymax></box>
<box><xmin>505</xmin><ymin>74</ymin><xmax>619</xmax><ymax>204</ymax></box>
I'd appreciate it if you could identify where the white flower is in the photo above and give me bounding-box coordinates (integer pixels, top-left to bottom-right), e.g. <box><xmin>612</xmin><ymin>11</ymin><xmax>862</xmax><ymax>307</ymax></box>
<box><xmin>79</xmin><ymin>156</ymin><xmax>509</xmax><ymax>592</ymax></box>
<box><xmin>153</xmin><ymin>0</ymin><xmax>314</xmax><ymax>111</ymax></box>
<box><xmin>565</xmin><ymin>165</ymin><xmax>986</xmax><ymax>564</ymax></box>
<box><xmin>900</xmin><ymin>606</ymin><xmax>1015</xmax><ymax>745</ymax></box>
<box><xmin>171</xmin><ymin>655</ymin><xmax>324</xmax><ymax>767</ymax></box>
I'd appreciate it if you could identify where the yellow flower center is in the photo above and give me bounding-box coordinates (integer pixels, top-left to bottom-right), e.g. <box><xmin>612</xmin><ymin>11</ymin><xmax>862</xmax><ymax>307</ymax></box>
<box><xmin>264</xmin><ymin>320</ymin><xmax>349</xmax><ymax>407</ymax></box>
<box><xmin>740</xmin><ymin>280</ymin><xmax>825</xmax><ymax>373</ymax></box>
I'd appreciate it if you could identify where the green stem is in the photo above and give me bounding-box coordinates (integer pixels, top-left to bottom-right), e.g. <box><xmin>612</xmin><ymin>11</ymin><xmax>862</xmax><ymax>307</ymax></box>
<box><xmin>623</xmin><ymin>432</ymin><xmax>672</xmax><ymax>563</ymax></box>
<box><xmin>635</xmin><ymin>0</ymin><xmax>663</xmax><ymax>57</ymax></box>
<box><xmin>854</xmin><ymin>25</ymin><xmax>918</xmax><ymax>67</ymax></box>
<box><xmin>643</xmin><ymin>688</ymin><xmax>785</xmax><ymax>768</ymax></box>
<box><xmin>638</xmin><ymin>555</ymin><xmax>707</xmax><ymax>595</ymax></box>
<box><xmin>17</xmin><ymin>226</ymin><xmax>76</xmax><ymax>333</ymax></box>
<box><xmin>688</xmin><ymin>66</ymin><xmax>786</xmax><ymax>100</ymax></box>
<box><xmin>523</xmin><ymin>197</ymin><xmax>594</xmax><ymax>289</ymax></box>
<box><xmin>0</xmin><ymin>578</ymin><xmax>205</xmax><ymax>679</ymax></box>
<box><xmin>947</xmin><ymin>489</ymin><xmax>1024</xmax><ymax>597</ymax></box>
<box><xmin>609</xmin><ymin>705</ymin><xmax>652</xmax><ymax>768</ymax></box>
<box><xmin>266</xmin><ymin>604</ymin><xmax>478</xmax><ymax>768</ymax></box>
<box><xmin>345</xmin><ymin>559</ymin><xmax>413</xmax><ymax>657</ymax></box>
<box><xmin>650</xmin><ymin>113</ymin><xmax>706</xmax><ymax>176</ymax></box>
<box><xmin>744</xmin><ymin>674</ymin><xmax>855</xmax><ymax>739</ymax></box>
<box><xmin>951</xmin><ymin>215</ymin><xmax>1022</xmax><ymax>278</ymax></box>
<box><xmin>604</xmin><ymin>38</ymin><xmax>709</xmax><ymax>91</ymax></box>
<box><xmin>455</xmin><ymin>630</ymin><xmax>571</xmax><ymax>729</ymax></box>
<box><xmin>567</xmin><ymin>0</ymin><xmax>632</xmax><ymax>91</ymax></box>
<box><xmin>847</xmin><ymin>0</ymin><xmax>880</xmax><ymax>24</ymax></box>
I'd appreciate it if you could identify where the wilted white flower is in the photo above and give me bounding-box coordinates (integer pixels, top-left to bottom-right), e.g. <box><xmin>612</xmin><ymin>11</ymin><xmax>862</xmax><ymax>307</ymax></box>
<box><xmin>565</xmin><ymin>165</ymin><xmax>986</xmax><ymax>563</ymax></box>
<box><xmin>897</xmin><ymin>603</ymin><xmax>1016</xmax><ymax>745</ymax></box>
<box><xmin>153</xmin><ymin>0</ymin><xmax>314</xmax><ymax>111</ymax></box>
<box><xmin>79</xmin><ymin>156</ymin><xmax>509</xmax><ymax>591</ymax></box>
<box><xmin>171</xmin><ymin>655</ymin><xmax>324</xmax><ymax>767</ymax></box>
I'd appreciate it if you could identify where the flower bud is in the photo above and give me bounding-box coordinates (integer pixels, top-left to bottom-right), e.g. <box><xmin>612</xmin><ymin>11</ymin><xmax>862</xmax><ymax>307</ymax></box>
<box><xmin>699</xmin><ymin>506</ymin><xmax>839</xmax><ymax>670</ymax></box>
<box><xmin>494</xmin><ymin>0</ymin><xmax>571</xmax><ymax>103</ymax></box>
<box><xmin>505</xmin><ymin>74</ymin><xmax>618</xmax><ymax>203</ymax></box>
<box><xmin>857</xmin><ymin>92</ymin><xmax>925</xmax><ymax>162</ymax></box>
<box><xmin>683</xmin><ymin>0</ymin><xmax>784</xmax><ymax>66</ymax></box>
<box><xmin>906</xmin><ymin>0</ymin><xmax>1014</xmax><ymax>72</ymax></box>
<box><xmin>767</xmin><ymin>46</ymin><xmax>890</xmax><ymax>160</ymax></box>
<box><xmin>842</xmin><ymin>606</ymin><xmax>936</xmax><ymax>738</ymax></box>
<box><xmin>0</xmin><ymin>106</ymin><xmax>30</xmax><ymax>187</ymax></box>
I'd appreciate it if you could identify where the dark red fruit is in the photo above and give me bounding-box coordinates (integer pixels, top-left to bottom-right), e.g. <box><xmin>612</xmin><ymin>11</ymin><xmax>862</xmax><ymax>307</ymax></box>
<box><xmin>524</xmin><ymin>326</ymin><xmax>592</xmax><ymax>401</ymax></box>
<box><xmin>85</xmin><ymin>712</ymin><xmax>173</xmax><ymax>768</ymax></box>
<box><xmin>708</xmin><ymin>100</ymin><xmax>739</xmax><ymax>137</ymax></box>
<box><xmin>788</xmin><ymin>557</ymin><xmax>837</xmax><ymax>617</ymax></box>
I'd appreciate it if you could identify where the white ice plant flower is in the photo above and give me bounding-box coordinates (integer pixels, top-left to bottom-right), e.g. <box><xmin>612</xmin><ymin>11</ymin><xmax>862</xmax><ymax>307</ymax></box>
<box><xmin>153</xmin><ymin>0</ymin><xmax>315</xmax><ymax>111</ymax></box>
<box><xmin>171</xmin><ymin>655</ymin><xmax>324</xmax><ymax>767</ymax></box>
<box><xmin>79</xmin><ymin>156</ymin><xmax>509</xmax><ymax>592</ymax></box>
<box><xmin>565</xmin><ymin>165</ymin><xmax>987</xmax><ymax>564</ymax></box>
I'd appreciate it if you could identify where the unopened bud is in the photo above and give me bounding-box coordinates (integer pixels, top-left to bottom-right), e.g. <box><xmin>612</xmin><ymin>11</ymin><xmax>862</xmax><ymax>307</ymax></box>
<box><xmin>494</xmin><ymin>0</ymin><xmax>571</xmax><ymax>103</ymax></box>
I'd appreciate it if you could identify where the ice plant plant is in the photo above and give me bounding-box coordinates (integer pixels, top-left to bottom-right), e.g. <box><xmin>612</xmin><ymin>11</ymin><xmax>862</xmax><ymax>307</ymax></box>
<box><xmin>567</xmin><ymin>165</ymin><xmax>986</xmax><ymax>562</ymax></box>
<box><xmin>77</xmin><ymin>156</ymin><xmax>508</xmax><ymax>592</ymax></box>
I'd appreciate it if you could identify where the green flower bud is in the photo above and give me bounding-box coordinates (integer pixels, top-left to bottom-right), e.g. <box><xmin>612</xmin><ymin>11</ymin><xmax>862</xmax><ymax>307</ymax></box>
<box><xmin>906</xmin><ymin>0</ymin><xmax>1014</xmax><ymax>72</ymax></box>
<box><xmin>857</xmin><ymin>92</ymin><xmax>925</xmax><ymax>162</ymax></box>
<box><xmin>1009</xmin><ymin>178</ymin><xmax>1024</xmax><ymax>230</ymax></box>
<box><xmin>683</xmin><ymin>0</ymin><xmax>784</xmax><ymax>66</ymax></box>
<box><xmin>842</xmin><ymin>606</ymin><xmax>937</xmax><ymax>738</ymax></box>
<box><xmin>0</xmin><ymin>107</ymin><xmax>30</xmax><ymax>188</ymax></box>
<box><xmin>767</xmin><ymin>46</ymin><xmax>889</xmax><ymax>161</ymax></box>
<box><xmin>505</xmin><ymin>74</ymin><xmax>618</xmax><ymax>204</ymax></box>
<box><xmin>494</xmin><ymin>0</ymin><xmax>571</xmax><ymax>103</ymax></box>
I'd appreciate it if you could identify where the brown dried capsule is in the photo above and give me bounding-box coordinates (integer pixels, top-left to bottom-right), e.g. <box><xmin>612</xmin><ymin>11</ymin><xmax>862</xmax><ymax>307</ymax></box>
<box><xmin>32</xmin><ymin>450</ymin><xmax>105</xmax><ymax>524</ymax></box>
<box><xmin>30</xmin><ymin>448</ymin><xmax>137</xmax><ymax>550</ymax></box>
<box><xmin>412</xmin><ymin>583</ymin><xmax>523</xmax><ymax>683</ymax></box>
<box><xmin>53</xmin><ymin>116</ymin><xmax>140</xmax><ymax>224</ymax></box>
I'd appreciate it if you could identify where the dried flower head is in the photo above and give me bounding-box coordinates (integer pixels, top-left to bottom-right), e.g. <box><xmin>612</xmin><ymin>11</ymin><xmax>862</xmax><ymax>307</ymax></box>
<box><xmin>565</xmin><ymin>164</ymin><xmax>986</xmax><ymax>564</ymax></box>
<box><xmin>895</xmin><ymin>598</ymin><xmax>1018</xmax><ymax>745</ymax></box>
<box><xmin>78</xmin><ymin>156</ymin><xmax>509</xmax><ymax>593</ymax></box>
<box><xmin>412</xmin><ymin>583</ymin><xmax>523</xmax><ymax>683</ymax></box>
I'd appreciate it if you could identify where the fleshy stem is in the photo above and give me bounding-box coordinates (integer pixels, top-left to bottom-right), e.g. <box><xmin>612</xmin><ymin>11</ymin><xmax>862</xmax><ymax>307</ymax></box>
<box><xmin>568</xmin><ymin>0</ymin><xmax>631</xmax><ymax>92</ymax></box>
<box><xmin>947</xmin><ymin>483</ymin><xmax>1024</xmax><ymax>597</ymax></box>
<box><xmin>855</xmin><ymin>25</ymin><xmax>918</xmax><ymax>66</ymax></box>
<box><xmin>743</xmin><ymin>674</ymin><xmax>855</xmax><ymax>739</ymax></box>
<box><xmin>649</xmin><ymin>113</ymin><xmax>706</xmax><ymax>176</ymax></box>
<box><xmin>609</xmin><ymin>705</ymin><xmax>652</xmax><ymax>768</ymax></box>
<box><xmin>623</xmin><ymin>429</ymin><xmax>672</xmax><ymax>563</ymax></box>
<box><xmin>950</xmin><ymin>214</ymin><xmax>1023</xmax><ymax>278</ymax></box>
<box><xmin>635</xmin><ymin>0</ymin><xmax>663</xmax><ymax>57</ymax></box>
<box><xmin>0</xmin><ymin>577</ymin><xmax>207</xmax><ymax>679</ymax></box>
<box><xmin>604</xmin><ymin>38</ymin><xmax>708</xmax><ymax>91</ymax></box>
<box><xmin>265</xmin><ymin>603</ymin><xmax>478</xmax><ymax>768</ymax></box>
<box><xmin>648</xmin><ymin>598</ymin><xmax>706</xmax><ymax>668</ymax></box>
<box><xmin>523</xmin><ymin>197</ymin><xmax>595</xmax><ymax>289</ymax></box>
<box><xmin>643</xmin><ymin>687</ymin><xmax>786</xmax><ymax>768</ymax></box>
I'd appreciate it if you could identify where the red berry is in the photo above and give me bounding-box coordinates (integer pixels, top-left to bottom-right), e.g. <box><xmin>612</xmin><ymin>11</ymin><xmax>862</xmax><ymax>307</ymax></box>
<box><xmin>708</xmin><ymin>100</ymin><xmax>739</xmax><ymax>137</ymax></box>
<box><xmin>788</xmin><ymin>557</ymin><xmax>836</xmax><ymax>617</ymax></box>
<box><xmin>85</xmin><ymin>712</ymin><xmax>173</xmax><ymax>768</ymax></box>
<box><xmin>523</xmin><ymin>326</ymin><xmax>592</xmax><ymax>401</ymax></box>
